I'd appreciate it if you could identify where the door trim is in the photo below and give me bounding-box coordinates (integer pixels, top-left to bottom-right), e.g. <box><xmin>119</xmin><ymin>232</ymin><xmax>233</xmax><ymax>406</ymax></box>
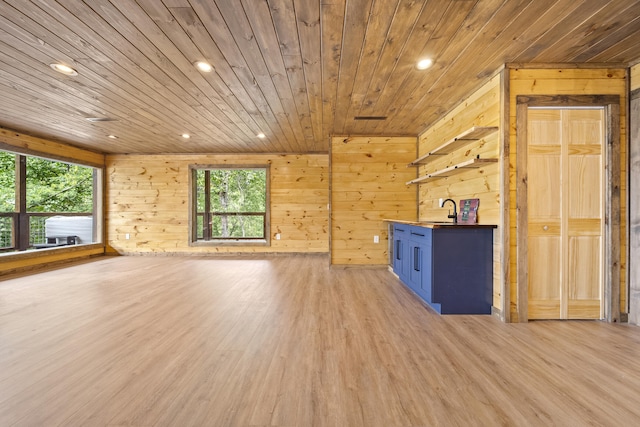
<box><xmin>515</xmin><ymin>95</ymin><xmax>621</xmax><ymax>322</ymax></box>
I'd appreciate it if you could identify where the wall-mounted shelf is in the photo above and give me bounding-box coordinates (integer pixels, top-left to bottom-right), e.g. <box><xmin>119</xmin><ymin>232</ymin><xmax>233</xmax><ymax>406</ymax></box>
<box><xmin>406</xmin><ymin>157</ymin><xmax>498</xmax><ymax>185</ymax></box>
<box><xmin>409</xmin><ymin>126</ymin><xmax>498</xmax><ymax>166</ymax></box>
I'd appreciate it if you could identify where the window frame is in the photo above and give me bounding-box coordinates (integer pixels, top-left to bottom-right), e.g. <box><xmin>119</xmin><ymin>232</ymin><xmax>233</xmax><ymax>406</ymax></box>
<box><xmin>0</xmin><ymin>149</ymin><xmax>104</xmax><ymax>255</ymax></box>
<box><xmin>188</xmin><ymin>164</ymin><xmax>270</xmax><ymax>247</ymax></box>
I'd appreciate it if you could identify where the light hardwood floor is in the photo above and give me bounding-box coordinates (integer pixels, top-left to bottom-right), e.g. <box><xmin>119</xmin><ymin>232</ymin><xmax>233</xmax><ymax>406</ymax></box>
<box><xmin>1</xmin><ymin>254</ymin><xmax>640</xmax><ymax>426</ymax></box>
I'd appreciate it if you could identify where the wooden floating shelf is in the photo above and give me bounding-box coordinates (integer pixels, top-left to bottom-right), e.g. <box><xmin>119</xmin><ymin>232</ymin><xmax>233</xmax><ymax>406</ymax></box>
<box><xmin>406</xmin><ymin>158</ymin><xmax>498</xmax><ymax>185</ymax></box>
<box><xmin>409</xmin><ymin>126</ymin><xmax>499</xmax><ymax>166</ymax></box>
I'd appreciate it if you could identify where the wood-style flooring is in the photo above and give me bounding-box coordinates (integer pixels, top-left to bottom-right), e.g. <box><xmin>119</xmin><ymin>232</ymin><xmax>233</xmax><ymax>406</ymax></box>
<box><xmin>1</xmin><ymin>254</ymin><xmax>640</xmax><ymax>426</ymax></box>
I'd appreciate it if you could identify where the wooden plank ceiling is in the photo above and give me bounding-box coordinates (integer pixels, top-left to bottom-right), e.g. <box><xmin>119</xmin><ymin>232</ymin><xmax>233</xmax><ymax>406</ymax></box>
<box><xmin>0</xmin><ymin>0</ymin><xmax>639</xmax><ymax>154</ymax></box>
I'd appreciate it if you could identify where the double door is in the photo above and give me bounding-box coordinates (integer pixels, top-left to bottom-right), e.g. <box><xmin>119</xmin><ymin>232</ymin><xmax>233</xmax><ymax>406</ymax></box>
<box><xmin>527</xmin><ymin>108</ymin><xmax>604</xmax><ymax>319</ymax></box>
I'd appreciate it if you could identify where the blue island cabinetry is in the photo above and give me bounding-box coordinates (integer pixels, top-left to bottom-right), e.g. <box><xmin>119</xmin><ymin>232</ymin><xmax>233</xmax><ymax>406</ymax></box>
<box><xmin>390</xmin><ymin>222</ymin><xmax>494</xmax><ymax>314</ymax></box>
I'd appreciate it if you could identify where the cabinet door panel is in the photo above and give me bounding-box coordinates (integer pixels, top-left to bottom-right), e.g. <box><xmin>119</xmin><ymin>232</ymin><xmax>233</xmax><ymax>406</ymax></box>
<box><xmin>409</xmin><ymin>244</ymin><xmax>421</xmax><ymax>290</ymax></box>
<box><xmin>393</xmin><ymin>226</ymin><xmax>410</xmax><ymax>281</ymax></box>
<box><xmin>409</xmin><ymin>227</ymin><xmax>432</xmax><ymax>300</ymax></box>
<box><xmin>418</xmin><ymin>239</ymin><xmax>432</xmax><ymax>301</ymax></box>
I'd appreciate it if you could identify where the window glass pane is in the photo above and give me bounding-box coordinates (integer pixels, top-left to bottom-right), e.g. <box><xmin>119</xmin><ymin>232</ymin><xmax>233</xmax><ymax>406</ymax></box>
<box><xmin>0</xmin><ymin>152</ymin><xmax>15</xmax><ymax>212</ymax></box>
<box><xmin>26</xmin><ymin>157</ymin><xmax>96</xmax><ymax>247</ymax></box>
<box><xmin>196</xmin><ymin>169</ymin><xmax>206</xmax><ymax>212</ymax></box>
<box><xmin>0</xmin><ymin>216</ymin><xmax>11</xmax><ymax>250</ymax></box>
<box><xmin>29</xmin><ymin>216</ymin><xmax>47</xmax><ymax>247</ymax></box>
<box><xmin>211</xmin><ymin>214</ymin><xmax>264</xmax><ymax>238</ymax></box>
<box><xmin>26</xmin><ymin>157</ymin><xmax>93</xmax><ymax>213</ymax></box>
<box><xmin>209</xmin><ymin>169</ymin><xmax>266</xmax><ymax>213</ymax></box>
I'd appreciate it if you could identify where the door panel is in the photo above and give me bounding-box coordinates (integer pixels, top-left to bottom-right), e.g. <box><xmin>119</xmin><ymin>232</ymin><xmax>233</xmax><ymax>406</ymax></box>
<box><xmin>528</xmin><ymin>236</ymin><xmax>561</xmax><ymax>319</ymax></box>
<box><xmin>568</xmin><ymin>156</ymin><xmax>601</xmax><ymax>217</ymax></box>
<box><xmin>528</xmin><ymin>110</ymin><xmax>562</xmax><ymax>319</ymax></box>
<box><xmin>528</xmin><ymin>153</ymin><xmax>561</xmax><ymax>218</ymax></box>
<box><xmin>566</xmin><ymin>109</ymin><xmax>604</xmax><ymax>144</ymax></box>
<box><xmin>527</xmin><ymin>108</ymin><xmax>604</xmax><ymax>320</ymax></box>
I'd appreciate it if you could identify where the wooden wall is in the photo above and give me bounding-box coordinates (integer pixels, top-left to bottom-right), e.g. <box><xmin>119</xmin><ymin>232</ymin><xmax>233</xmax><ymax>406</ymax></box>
<box><xmin>417</xmin><ymin>75</ymin><xmax>501</xmax><ymax>223</ymax></box>
<box><xmin>631</xmin><ymin>64</ymin><xmax>640</xmax><ymax>91</ymax></box>
<box><xmin>330</xmin><ymin>136</ymin><xmax>417</xmax><ymax>265</ymax></box>
<box><xmin>508</xmin><ymin>67</ymin><xmax>628</xmax><ymax>320</ymax></box>
<box><xmin>0</xmin><ymin>129</ymin><xmax>105</xmax><ymax>276</ymax></box>
<box><xmin>416</xmin><ymin>75</ymin><xmax>502</xmax><ymax>309</ymax></box>
<box><xmin>106</xmin><ymin>154</ymin><xmax>328</xmax><ymax>255</ymax></box>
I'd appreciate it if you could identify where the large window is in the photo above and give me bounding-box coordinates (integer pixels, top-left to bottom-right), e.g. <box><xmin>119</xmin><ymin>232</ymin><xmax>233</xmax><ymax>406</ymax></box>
<box><xmin>190</xmin><ymin>165</ymin><xmax>269</xmax><ymax>244</ymax></box>
<box><xmin>0</xmin><ymin>151</ymin><xmax>101</xmax><ymax>253</ymax></box>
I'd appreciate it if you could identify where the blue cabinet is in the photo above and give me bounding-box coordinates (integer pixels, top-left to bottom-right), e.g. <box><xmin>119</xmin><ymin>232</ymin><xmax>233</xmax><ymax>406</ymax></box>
<box><xmin>408</xmin><ymin>228</ymin><xmax>432</xmax><ymax>302</ymax></box>
<box><xmin>390</xmin><ymin>222</ymin><xmax>494</xmax><ymax>315</ymax></box>
<box><xmin>392</xmin><ymin>224</ymin><xmax>410</xmax><ymax>283</ymax></box>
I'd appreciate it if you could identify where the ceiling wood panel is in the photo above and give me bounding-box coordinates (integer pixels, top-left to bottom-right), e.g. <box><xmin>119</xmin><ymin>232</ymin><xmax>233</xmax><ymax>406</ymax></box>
<box><xmin>529</xmin><ymin>0</ymin><xmax>637</xmax><ymax>63</ymax></box>
<box><xmin>332</xmin><ymin>0</ymin><xmax>372</xmax><ymax>135</ymax></box>
<box><xmin>319</xmin><ymin>0</ymin><xmax>344</xmax><ymax>145</ymax></box>
<box><xmin>0</xmin><ymin>0</ymin><xmax>638</xmax><ymax>154</ymax></box>
<box><xmin>376</xmin><ymin>0</ymin><xmax>508</xmax><ymax>134</ymax></box>
<box><xmin>355</xmin><ymin>0</ymin><xmax>444</xmax><ymax>135</ymax></box>
<box><xmin>293</xmin><ymin>0</ymin><xmax>323</xmax><ymax>150</ymax></box>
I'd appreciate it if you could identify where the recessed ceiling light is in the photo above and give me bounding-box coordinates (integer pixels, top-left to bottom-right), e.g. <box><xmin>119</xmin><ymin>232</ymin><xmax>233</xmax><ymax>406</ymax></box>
<box><xmin>257</xmin><ymin>133</ymin><xmax>266</xmax><ymax>139</ymax></box>
<box><xmin>182</xmin><ymin>133</ymin><xmax>191</xmax><ymax>139</ymax></box>
<box><xmin>194</xmin><ymin>61</ymin><xmax>213</xmax><ymax>72</ymax></box>
<box><xmin>416</xmin><ymin>58</ymin><xmax>433</xmax><ymax>70</ymax></box>
<box><xmin>108</xmin><ymin>135</ymin><xmax>118</xmax><ymax>139</ymax></box>
<box><xmin>50</xmin><ymin>63</ymin><xmax>78</xmax><ymax>76</ymax></box>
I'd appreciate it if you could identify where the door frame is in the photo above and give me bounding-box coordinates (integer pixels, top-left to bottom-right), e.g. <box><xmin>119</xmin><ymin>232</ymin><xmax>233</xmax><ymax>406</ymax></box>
<box><xmin>515</xmin><ymin>94</ymin><xmax>621</xmax><ymax>322</ymax></box>
<box><xmin>630</xmin><ymin>89</ymin><xmax>640</xmax><ymax>325</ymax></box>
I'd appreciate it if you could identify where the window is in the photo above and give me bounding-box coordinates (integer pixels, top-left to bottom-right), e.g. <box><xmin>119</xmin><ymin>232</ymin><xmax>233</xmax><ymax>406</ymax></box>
<box><xmin>190</xmin><ymin>165</ymin><xmax>269</xmax><ymax>245</ymax></box>
<box><xmin>0</xmin><ymin>151</ymin><xmax>102</xmax><ymax>253</ymax></box>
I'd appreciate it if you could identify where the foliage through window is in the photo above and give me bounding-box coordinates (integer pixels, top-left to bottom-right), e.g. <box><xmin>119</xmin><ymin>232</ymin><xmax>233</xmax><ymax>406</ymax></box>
<box><xmin>0</xmin><ymin>150</ymin><xmax>100</xmax><ymax>253</ymax></box>
<box><xmin>192</xmin><ymin>166</ymin><xmax>269</xmax><ymax>242</ymax></box>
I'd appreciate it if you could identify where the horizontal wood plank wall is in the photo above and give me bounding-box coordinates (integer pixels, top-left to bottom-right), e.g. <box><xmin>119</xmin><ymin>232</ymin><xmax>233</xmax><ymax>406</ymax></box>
<box><xmin>0</xmin><ymin>130</ymin><xmax>105</xmax><ymax>276</ymax></box>
<box><xmin>508</xmin><ymin>67</ymin><xmax>628</xmax><ymax>321</ymax></box>
<box><xmin>417</xmin><ymin>75</ymin><xmax>502</xmax><ymax>309</ymax></box>
<box><xmin>330</xmin><ymin>136</ymin><xmax>417</xmax><ymax>265</ymax></box>
<box><xmin>106</xmin><ymin>154</ymin><xmax>328</xmax><ymax>254</ymax></box>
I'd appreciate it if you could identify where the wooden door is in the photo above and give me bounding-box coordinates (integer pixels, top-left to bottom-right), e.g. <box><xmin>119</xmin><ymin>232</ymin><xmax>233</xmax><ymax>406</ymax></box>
<box><xmin>527</xmin><ymin>108</ymin><xmax>604</xmax><ymax>319</ymax></box>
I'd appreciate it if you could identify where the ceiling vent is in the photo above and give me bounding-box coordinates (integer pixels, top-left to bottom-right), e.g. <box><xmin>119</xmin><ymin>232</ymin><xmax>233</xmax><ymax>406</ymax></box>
<box><xmin>85</xmin><ymin>117</ymin><xmax>117</xmax><ymax>122</ymax></box>
<box><xmin>353</xmin><ymin>116</ymin><xmax>387</xmax><ymax>121</ymax></box>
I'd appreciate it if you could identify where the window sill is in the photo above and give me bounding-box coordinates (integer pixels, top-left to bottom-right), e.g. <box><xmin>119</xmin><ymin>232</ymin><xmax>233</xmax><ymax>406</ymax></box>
<box><xmin>0</xmin><ymin>243</ymin><xmax>105</xmax><ymax>259</ymax></box>
<box><xmin>190</xmin><ymin>239</ymin><xmax>269</xmax><ymax>247</ymax></box>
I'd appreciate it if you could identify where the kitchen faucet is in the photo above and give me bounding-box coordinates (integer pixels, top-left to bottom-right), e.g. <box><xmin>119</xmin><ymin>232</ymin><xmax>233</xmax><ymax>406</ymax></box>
<box><xmin>442</xmin><ymin>198</ymin><xmax>457</xmax><ymax>223</ymax></box>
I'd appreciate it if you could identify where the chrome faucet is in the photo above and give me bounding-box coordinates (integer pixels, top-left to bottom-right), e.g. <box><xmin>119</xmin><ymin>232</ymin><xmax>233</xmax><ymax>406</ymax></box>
<box><xmin>442</xmin><ymin>198</ymin><xmax>457</xmax><ymax>223</ymax></box>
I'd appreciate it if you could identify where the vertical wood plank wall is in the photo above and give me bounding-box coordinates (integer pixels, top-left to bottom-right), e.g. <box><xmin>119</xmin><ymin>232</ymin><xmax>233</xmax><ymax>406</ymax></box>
<box><xmin>630</xmin><ymin>63</ymin><xmax>640</xmax><ymax>325</ymax></box>
<box><xmin>330</xmin><ymin>136</ymin><xmax>417</xmax><ymax>265</ymax></box>
<box><xmin>0</xmin><ymin>130</ymin><xmax>105</xmax><ymax>276</ymax></box>
<box><xmin>631</xmin><ymin>64</ymin><xmax>640</xmax><ymax>90</ymax></box>
<box><xmin>417</xmin><ymin>75</ymin><xmax>502</xmax><ymax>308</ymax></box>
<box><xmin>508</xmin><ymin>67</ymin><xmax>628</xmax><ymax>320</ymax></box>
<box><xmin>106</xmin><ymin>154</ymin><xmax>328</xmax><ymax>254</ymax></box>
